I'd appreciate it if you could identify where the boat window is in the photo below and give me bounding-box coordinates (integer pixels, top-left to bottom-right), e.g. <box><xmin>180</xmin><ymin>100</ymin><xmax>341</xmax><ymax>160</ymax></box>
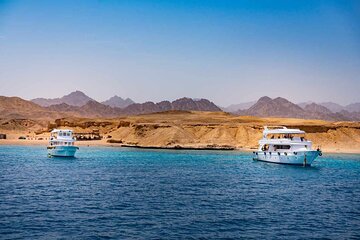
<box><xmin>261</xmin><ymin>144</ymin><xmax>269</xmax><ymax>151</ymax></box>
<box><xmin>274</xmin><ymin>145</ymin><xmax>291</xmax><ymax>150</ymax></box>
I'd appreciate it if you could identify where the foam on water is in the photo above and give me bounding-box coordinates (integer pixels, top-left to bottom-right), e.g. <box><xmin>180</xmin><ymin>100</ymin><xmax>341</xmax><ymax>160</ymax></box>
<box><xmin>0</xmin><ymin>146</ymin><xmax>360</xmax><ymax>239</ymax></box>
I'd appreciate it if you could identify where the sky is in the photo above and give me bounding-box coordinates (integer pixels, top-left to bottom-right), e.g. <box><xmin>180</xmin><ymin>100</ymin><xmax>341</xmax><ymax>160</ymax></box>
<box><xmin>0</xmin><ymin>0</ymin><xmax>359</xmax><ymax>106</ymax></box>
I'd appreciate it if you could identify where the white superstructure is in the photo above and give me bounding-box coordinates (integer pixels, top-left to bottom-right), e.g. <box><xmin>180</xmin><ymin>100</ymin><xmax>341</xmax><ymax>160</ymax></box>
<box><xmin>253</xmin><ymin>126</ymin><xmax>322</xmax><ymax>166</ymax></box>
<box><xmin>47</xmin><ymin>129</ymin><xmax>78</xmax><ymax>157</ymax></box>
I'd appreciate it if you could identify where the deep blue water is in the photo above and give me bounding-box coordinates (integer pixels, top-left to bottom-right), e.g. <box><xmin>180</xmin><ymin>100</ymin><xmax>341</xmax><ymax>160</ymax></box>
<box><xmin>0</xmin><ymin>146</ymin><xmax>360</xmax><ymax>239</ymax></box>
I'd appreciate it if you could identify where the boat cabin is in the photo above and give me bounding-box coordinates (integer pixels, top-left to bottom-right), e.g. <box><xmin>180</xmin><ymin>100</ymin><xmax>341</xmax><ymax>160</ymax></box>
<box><xmin>51</xmin><ymin>129</ymin><xmax>73</xmax><ymax>138</ymax></box>
<box><xmin>259</xmin><ymin>126</ymin><xmax>312</xmax><ymax>153</ymax></box>
<box><xmin>50</xmin><ymin>129</ymin><xmax>75</xmax><ymax>146</ymax></box>
<box><xmin>262</xmin><ymin>126</ymin><xmax>307</xmax><ymax>141</ymax></box>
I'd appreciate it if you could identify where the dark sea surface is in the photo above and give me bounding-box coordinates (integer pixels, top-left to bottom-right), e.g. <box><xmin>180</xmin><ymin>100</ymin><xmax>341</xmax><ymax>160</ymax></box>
<box><xmin>0</xmin><ymin>145</ymin><xmax>360</xmax><ymax>239</ymax></box>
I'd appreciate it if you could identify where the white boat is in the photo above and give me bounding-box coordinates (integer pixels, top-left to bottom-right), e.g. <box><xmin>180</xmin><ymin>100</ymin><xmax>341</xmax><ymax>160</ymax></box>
<box><xmin>47</xmin><ymin>129</ymin><xmax>79</xmax><ymax>157</ymax></box>
<box><xmin>253</xmin><ymin>126</ymin><xmax>322</xmax><ymax>166</ymax></box>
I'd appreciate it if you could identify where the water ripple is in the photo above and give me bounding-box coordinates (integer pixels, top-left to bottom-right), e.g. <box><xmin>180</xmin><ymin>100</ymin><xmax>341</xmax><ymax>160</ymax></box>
<box><xmin>0</xmin><ymin>146</ymin><xmax>360</xmax><ymax>239</ymax></box>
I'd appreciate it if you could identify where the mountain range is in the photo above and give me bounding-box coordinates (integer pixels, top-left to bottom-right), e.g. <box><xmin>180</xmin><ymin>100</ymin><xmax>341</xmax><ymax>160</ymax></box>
<box><xmin>121</xmin><ymin>98</ymin><xmax>221</xmax><ymax>115</ymax></box>
<box><xmin>101</xmin><ymin>95</ymin><xmax>134</xmax><ymax>108</ymax></box>
<box><xmin>0</xmin><ymin>96</ymin><xmax>69</xmax><ymax>119</ymax></box>
<box><xmin>31</xmin><ymin>91</ymin><xmax>94</xmax><ymax>107</ymax></box>
<box><xmin>31</xmin><ymin>90</ymin><xmax>135</xmax><ymax>108</ymax></box>
<box><xmin>45</xmin><ymin>97</ymin><xmax>221</xmax><ymax>118</ymax></box>
<box><xmin>234</xmin><ymin>96</ymin><xmax>360</xmax><ymax>121</ymax></box>
<box><xmin>297</xmin><ymin>101</ymin><xmax>360</xmax><ymax>113</ymax></box>
<box><xmin>0</xmin><ymin>91</ymin><xmax>221</xmax><ymax>119</ymax></box>
<box><xmin>0</xmin><ymin>91</ymin><xmax>359</xmax><ymax>121</ymax></box>
<box><xmin>228</xmin><ymin>100</ymin><xmax>360</xmax><ymax>114</ymax></box>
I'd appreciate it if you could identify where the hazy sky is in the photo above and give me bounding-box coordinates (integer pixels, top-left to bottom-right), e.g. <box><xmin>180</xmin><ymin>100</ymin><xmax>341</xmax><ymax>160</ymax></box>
<box><xmin>0</xmin><ymin>0</ymin><xmax>359</xmax><ymax>106</ymax></box>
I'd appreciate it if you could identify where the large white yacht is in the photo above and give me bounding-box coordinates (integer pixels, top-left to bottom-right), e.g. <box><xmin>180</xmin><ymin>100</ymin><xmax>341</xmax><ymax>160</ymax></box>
<box><xmin>47</xmin><ymin>129</ymin><xmax>78</xmax><ymax>157</ymax></box>
<box><xmin>253</xmin><ymin>126</ymin><xmax>322</xmax><ymax>166</ymax></box>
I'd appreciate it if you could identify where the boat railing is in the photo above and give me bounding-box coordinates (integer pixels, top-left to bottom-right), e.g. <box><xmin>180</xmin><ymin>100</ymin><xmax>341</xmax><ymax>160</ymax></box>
<box><xmin>253</xmin><ymin>151</ymin><xmax>313</xmax><ymax>156</ymax></box>
<box><xmin>49</xmin><ymin>141</ymin><xmax>75</xmax><ymax>146</ymax></box>
<box><xmin>264</xmin><ymin>126</ymin><xmax>287</xmax><ymax>130</ymax></box>
<box><xmin>259</xmin><ymin>139</ymin><xmax>311</xmax><ymax>145</ymax></box>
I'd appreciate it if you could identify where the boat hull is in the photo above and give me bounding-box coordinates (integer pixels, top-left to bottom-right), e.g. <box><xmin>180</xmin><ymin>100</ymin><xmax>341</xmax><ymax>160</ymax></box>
<box><xmin>47</xmin><ymin>146</ymin><xmax>78</xmax><ymax>157</ymax></box>
<box><xmin>253</xmin><ymin>150</ymin><xmax>321</xmax><ymax>166</ymax></box>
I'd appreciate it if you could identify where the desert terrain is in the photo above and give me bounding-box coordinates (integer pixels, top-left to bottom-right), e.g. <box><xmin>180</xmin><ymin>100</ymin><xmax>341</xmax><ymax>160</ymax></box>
<box><xmin>1</xmin><ymin>111</ymin><xmax>359</xmax><ymax>153</ymax></box>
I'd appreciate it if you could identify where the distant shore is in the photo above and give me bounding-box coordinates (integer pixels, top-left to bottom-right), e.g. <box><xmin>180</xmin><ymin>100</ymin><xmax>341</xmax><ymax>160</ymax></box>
<box><xmin>1</xmin><ymin>139</ymin><xmax>360</xmax><ymax>154</ymax></box>
<box><xmin>1</xmin><ymin>111</ymin><xmax>360</xmax><ymax>154</ymax></box>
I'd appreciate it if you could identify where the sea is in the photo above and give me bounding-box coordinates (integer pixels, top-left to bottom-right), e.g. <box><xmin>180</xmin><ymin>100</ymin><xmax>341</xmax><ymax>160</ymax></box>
<box><xmin>0</xmin><ymin>145</ymin><xmax>360</xmax><ymax>239</ymax></box>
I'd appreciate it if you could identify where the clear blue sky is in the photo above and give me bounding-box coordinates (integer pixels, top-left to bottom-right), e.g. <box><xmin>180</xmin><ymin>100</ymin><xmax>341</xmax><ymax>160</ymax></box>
<box><xmin>0</xmin><ymin>0</ymin><xmax>359</xmax><ymax>106</ymax></box>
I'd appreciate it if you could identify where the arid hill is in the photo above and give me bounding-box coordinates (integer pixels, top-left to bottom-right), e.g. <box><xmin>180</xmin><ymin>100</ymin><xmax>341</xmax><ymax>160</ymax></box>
<box><xmin>245</xmin><ymin>96</ymin><xmax>307</xmax><ymax>118</ymax></box>
<box><xmin>2</xmin><ymin>111</ymin><xmax>359</xmax><ymax>153</ymax></box>
<box><xmin>122</xmin><ymin>97</ymin><xmax>221</xmax><ymax>115</ymax></box>
<box><xmin>1</xmin><ymin>95</ymin><xmax>223</xmax><ymax>119</ymax></box>
<box><xmin>234</xmin><ymin>96</ymin><xmax>359</xmax><ymax>121</ymax></box>
<box><xmin>223</xmin><ymin>101</ymin><xmax>256</xmax><ymax>112</ymax></box>
<box><xmin>101</xmin><ymin>96</ymin><xmax>135</xmax><ymax>108</ymax></box>
<box><xmin>2</xmin><ymin>92</ymin><xmax>360</xmax><ymax>122</ymax></box>
<box><xmin>31</xmin><ymin>90</ymin><xmax>94</xmax><ymax>107</ymax></box>
<box><xmin>0</xmin><ymin>96</ymin><xmax>67</xmax><ymax>119</ymax></box>
<box><xmin>318</xmin><ymin>102</ymin><xmax>345</xmax><ymax>113</ymax></box>
<box><xmin>46</xmin><ymin>101</ymin><xmax>123</xmax><ymax>118</ymax></box>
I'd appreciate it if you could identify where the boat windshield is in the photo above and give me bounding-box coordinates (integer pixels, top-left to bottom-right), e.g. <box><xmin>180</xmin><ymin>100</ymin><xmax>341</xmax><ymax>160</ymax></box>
<box><xmin>51</xmin><ymin>131</ymin><xmax>73</xmax><ymax>138</ymax></box>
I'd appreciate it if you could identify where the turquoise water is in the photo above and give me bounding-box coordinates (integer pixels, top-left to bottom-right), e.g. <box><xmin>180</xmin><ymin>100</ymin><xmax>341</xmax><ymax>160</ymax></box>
<box><xmin>1</xmin><ymin>145</ymin><xmax>360</xmax><ymax>239</ymax></box>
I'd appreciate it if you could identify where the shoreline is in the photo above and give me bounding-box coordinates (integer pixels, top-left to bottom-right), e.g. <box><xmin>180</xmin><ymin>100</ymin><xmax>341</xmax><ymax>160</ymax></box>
<box><xmin>1</xmin><ymin>112</ymin><xmax>360</xmax><ymax>155</ymax></box>
<box><xmin>1</xmin><ymin>139</ymin><xmax>360</xmax><ymax>154</ymax></box>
